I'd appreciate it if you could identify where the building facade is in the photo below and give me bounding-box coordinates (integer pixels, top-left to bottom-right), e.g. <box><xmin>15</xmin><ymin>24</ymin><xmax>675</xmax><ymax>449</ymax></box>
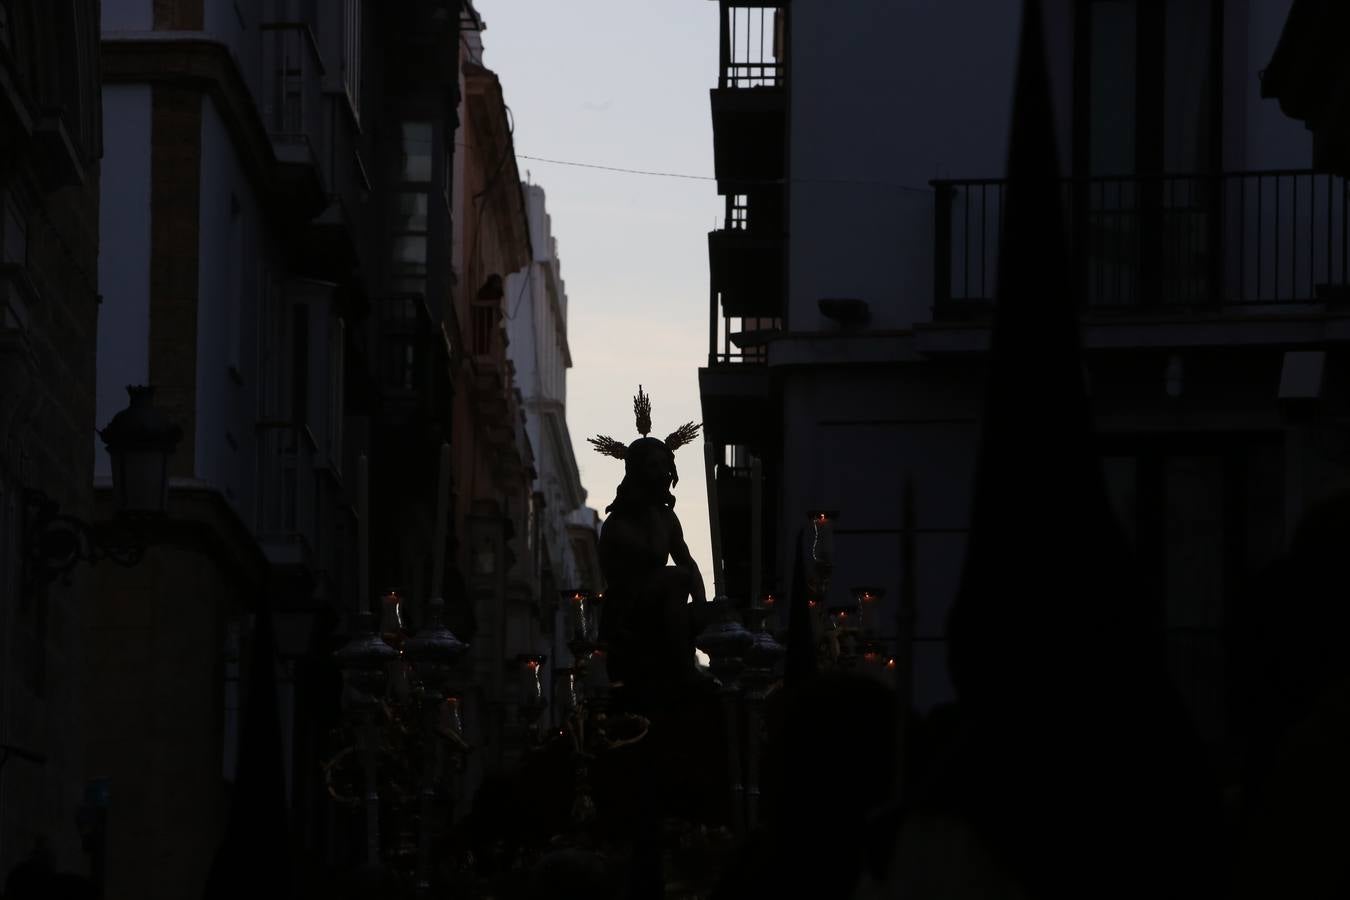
<box><xmin>700</xmin><ymin>0</ymin><xmax>1349</xmax><ymax>789</ymax></box>
<box><xmin>0</xmin><ymin>0</ymin><xmax>103</xmax><ymax>879</ymax></box>
<box><xmin>88</xmin><ymin>0</ymin><xmax>520</xmax><ymax>895</ymax></box>
<box><xmin>504</xmin><ymin>181</ymin><xmax>602</xmax><ymax>692</ymax></box>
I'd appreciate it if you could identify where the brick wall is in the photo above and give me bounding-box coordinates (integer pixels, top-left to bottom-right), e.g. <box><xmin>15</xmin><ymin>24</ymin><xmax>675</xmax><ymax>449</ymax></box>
<box><xmin>0</xmin><ymin>175</ymin><xmax>102</xmax><ymax>874</ymax></box>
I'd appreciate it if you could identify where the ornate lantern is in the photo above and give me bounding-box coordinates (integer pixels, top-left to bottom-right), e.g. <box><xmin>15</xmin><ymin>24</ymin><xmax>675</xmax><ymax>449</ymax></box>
<box><xmin>695</xmin><ymin>599</ymin><xmax>754</xmax><ymax>688</ymax></box>
<box><xmin>98</xmin><ymin>385</ymin><xmax>183</xmax><ymax>516</ymax></box>
<box><xmin>403</xmin><ymin>599</ymin><xmax>467</xmax><ymax>695</ymax></box>
<box><xmin>334</xmin><ymin>612</ymin><xmax>398</xmax><ymax>706</ymax></box>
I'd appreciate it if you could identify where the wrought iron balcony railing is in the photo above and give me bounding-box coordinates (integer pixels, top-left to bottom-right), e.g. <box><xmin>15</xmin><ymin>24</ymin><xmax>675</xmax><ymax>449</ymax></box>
<box><xmin>719</xmin><ymin>4</ymin><xmax>786</xmax><ymax>89</ymax></box>
<box><xmin>709</xmin><ymin>309</ymin><xmax>780</xmax><ymax>366</ymax></box>
<box><xmin>932</xmin><ymin>169</ymin><xmax>1350</xmax><ymax>311</ymax></box>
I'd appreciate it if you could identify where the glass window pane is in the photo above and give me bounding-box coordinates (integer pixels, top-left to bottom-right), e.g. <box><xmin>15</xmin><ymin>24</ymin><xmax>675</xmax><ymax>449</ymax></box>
<box><xmin>396</xmin><ymin>192</ymin><xmax>428</xmax><ymax>232</ymax></box>
<box><xmin>400</xmin><ymin>121</ymin><xmax>433</xmax><ymax>182</ymax></box>
<box><xmin>1089</xmin><ymin>1</ymin><xmax>1137</xmax><ymax>176</ymax></box>
<box><xmin>1164</xmin><ymin>0</ymin><xmax>1213</xmax><ymax>172</ymax></box>
<box><xmin>392</xmin><ymin>235</ymin><xmax>427</xmax><ymax>271</ymax></box>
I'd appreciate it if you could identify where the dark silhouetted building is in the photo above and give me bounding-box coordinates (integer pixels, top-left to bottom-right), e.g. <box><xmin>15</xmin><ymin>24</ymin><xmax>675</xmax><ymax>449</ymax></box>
<box><xmin>0</xmin><ymin>0</ymin><xmax>103</xmax><ymax>879</ymax></box>
<box><xmin>699</xmin><ymin>0</ymin><xmax>1348</xmax><ymax>798</ymax></box>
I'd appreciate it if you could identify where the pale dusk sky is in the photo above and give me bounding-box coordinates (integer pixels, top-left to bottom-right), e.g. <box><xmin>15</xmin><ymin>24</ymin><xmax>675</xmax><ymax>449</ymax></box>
<box><xmin>476</xmin><ymin>1</ymin><xmax>722</xmax><ymax>585</ymax></box>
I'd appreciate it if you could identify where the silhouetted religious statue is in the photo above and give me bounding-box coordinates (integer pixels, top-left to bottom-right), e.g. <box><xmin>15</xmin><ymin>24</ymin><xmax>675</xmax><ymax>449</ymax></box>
<box><xmin>589</xmin><ymin>386</ymin><xmax>707</xmax><ymax>701</ymax></box>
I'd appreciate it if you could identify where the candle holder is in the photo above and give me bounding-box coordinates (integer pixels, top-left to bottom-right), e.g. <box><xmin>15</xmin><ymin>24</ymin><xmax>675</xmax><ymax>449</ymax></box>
<box><xmin>559</xmin><ymin>589</ymin><xmax>603</xmax><ymax>656</ymax></box>
<box><xmin>825</xmin><ymin>604</ymin><xmax>861</xmax><ymax>669</ymax></box>
<box><xmin>851</xmin><ymin>586</ymin><xmax>885</xmax><ymax>637</ymax></box>
<box><xmin>554</xmin><ymin>665</ymin><xmax>583</xmax><ymax>718</ymax></box>
<box><xmin>516</xmin><ymin>654</ymin><xmax>548</xmax><ymax>721</ymax></box>
<box><xmin>584</xmin><ymin>648</ymin><xmax>610</xmax><ymax>708</ymax></box>
<box><xmin>805</xmin><ymin>510</ymin><xmax>838</xmax><ymax>594</ymax></box>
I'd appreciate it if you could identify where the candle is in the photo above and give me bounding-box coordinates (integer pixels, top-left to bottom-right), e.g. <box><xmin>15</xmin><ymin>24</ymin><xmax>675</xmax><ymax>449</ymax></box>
<box><xmin>430</xmin><ymin>442</ymin><xmax>451</xmax><ymax>601</ymax></box>
<box><xmin>358</xmin><ymin>454</ymin><xmax>369</xmax><ymax>616</ymax></box>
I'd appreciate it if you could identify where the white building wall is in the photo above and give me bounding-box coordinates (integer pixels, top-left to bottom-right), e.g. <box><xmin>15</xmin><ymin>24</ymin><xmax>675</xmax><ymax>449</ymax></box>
<box><xmin>197</xmin><ymin>96</ymin><xmax>267</xmax><ymax>523</ymax></box>
<box><xmin>788</xmin><ymin>1</ymin><xmax>1023</xmax><ymax>333</ymax></box>
<box><xmin>95</xmin><ymin>85</ymin><xmax>154</xmax><ymax>480</ymax></box>
<box><xmin>205</xmin><ymin>0</ymin><xmax>265</xmax><ymax>107</ymax></box>
<box><xmin>504</xmin><ymin>183</ymin><xmax>589</xmax><ymax>595</ymax></box>
<box><xmin>101</xmin><ymin>0</ymin><xmax>152</xmax><ymax>30</ymax></box>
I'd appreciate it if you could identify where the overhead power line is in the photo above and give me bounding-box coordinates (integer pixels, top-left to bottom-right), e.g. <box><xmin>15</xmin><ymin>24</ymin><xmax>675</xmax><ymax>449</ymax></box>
<box><xmin>513</xmin><ymin>152</ymin><xmax>930</xmax><ymax>193</ymax></box>
<box><xmin>516</xmin><ymin>153</ymin><xmax>713</xmax><ymax>181</ymax></box>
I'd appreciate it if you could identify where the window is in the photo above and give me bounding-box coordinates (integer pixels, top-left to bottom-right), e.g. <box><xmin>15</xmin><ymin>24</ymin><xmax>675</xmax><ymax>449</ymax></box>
<box><xmin>728</xmin><ymin>194</ymin><xmax>749</xmax><ymax>230</ymax></box>
<box><xmin>1076</xmin><ymin>0</ymin><xmax>1220</xmax><ymax>176</ymax></box>
<box><xmin>399</xmin><ymin>121</ymin><xmax>433</xmax><ymax>182</ymax></box>
<box><xmin>392</xmin><ymin>122</ymin><xmax>433</xmax><ymax>294</ymax></box>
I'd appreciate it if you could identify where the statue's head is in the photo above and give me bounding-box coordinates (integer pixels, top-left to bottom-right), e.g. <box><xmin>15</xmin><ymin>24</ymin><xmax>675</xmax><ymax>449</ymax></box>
<box><xmin>624</xmin><ymin>435</ymin><xmax>678</xmax><ymax>491</ymax></box>
<box><xmin>589</xmin><ymin>387</ymin><xmax>700</xmax><ymax>513</ymax></box>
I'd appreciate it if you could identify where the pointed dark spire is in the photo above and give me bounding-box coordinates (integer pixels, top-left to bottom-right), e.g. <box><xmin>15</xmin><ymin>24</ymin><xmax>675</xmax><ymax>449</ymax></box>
<box><xmin>946</xmin><ymin>0</ymin><xmax>1145</xmax><ymax>709</ymax></box>
<box><xmin>939</xmin><ymin>4</ymin><xmax>1223</xmax><ymax>895</ymax></box>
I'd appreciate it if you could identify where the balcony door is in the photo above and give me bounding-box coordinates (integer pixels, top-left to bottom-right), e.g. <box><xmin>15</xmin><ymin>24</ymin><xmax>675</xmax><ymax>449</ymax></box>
<box><xmin>1073</xmin><ymin>0</ymin><xmax>1223</xmax><ymax>307</ymax></box>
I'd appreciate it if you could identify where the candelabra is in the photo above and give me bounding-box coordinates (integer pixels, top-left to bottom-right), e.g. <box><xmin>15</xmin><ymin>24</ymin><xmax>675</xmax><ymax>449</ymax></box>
<box><xmin>550</xmin><ymin>590</ymin><xmax>651</xmax><ymax>830</ymax></box>
<box><xmin>801</xmin><ymin>511</ymin><xmax>900</xmax><ymax>681</ymax></box>
<box><xmin>328</xmin><ymin>592</ymin><xmax>470</xmax><ymax>896</ymax></box>
<box><xmin>695</xmin><ymin>597</ymin><xmax>783</xmax><ymax>837</ymax></box>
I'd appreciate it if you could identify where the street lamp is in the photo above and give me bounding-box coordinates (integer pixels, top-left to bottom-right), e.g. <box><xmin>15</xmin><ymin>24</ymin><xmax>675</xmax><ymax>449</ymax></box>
<box><xmin>22</xmin><ymin>385</ymin><xmax>181</xmax><ymax>595</ymax></box>
<box><xmin>98</xmin><ymin>385</ymin><xmax>183</xmax><ymax>516</ymax></box>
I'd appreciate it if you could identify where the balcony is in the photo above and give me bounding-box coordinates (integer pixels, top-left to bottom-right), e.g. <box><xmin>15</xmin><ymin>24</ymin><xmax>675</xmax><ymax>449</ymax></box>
<box><xmin>708</xmin><ymin>197</ymin><xmax>785</xmax><ymax>320</ymax></box>
<box><xmin>699</xmin><ymin>336</ymin><xmax>774</xmax><ymax>445</ymax></box>
<box><xmin>932</xmin><ymin>170</ymin><xmax>1350</xmax><ymax>318</ymax></box>
<box><xmin>256</xmin><ymin>421</ymin><xmax>318</xmax><ymax>571</ymax></box>
<box><xmin>302</xmin><ymin>93</ymin><xmax>372</xmax><ymax>275</ymax></box>
<box><xmin>710</xmin><ymin>3</ymin><xmax>787</xmax><ymax>190</ymax></box>
<box><xmin>470</xmin><ymin>300</ymin><xmax>510</xmax><ymax>424</ymax></box>
<box><xmin>260</xmin><ymin>22</ymin><xmax>328</xmax><ymax>214</ymax></box>
<box><xmin>379</xmin><ymin>294</ymin><xmax>432</xmax><ymax>422</ymax></box>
